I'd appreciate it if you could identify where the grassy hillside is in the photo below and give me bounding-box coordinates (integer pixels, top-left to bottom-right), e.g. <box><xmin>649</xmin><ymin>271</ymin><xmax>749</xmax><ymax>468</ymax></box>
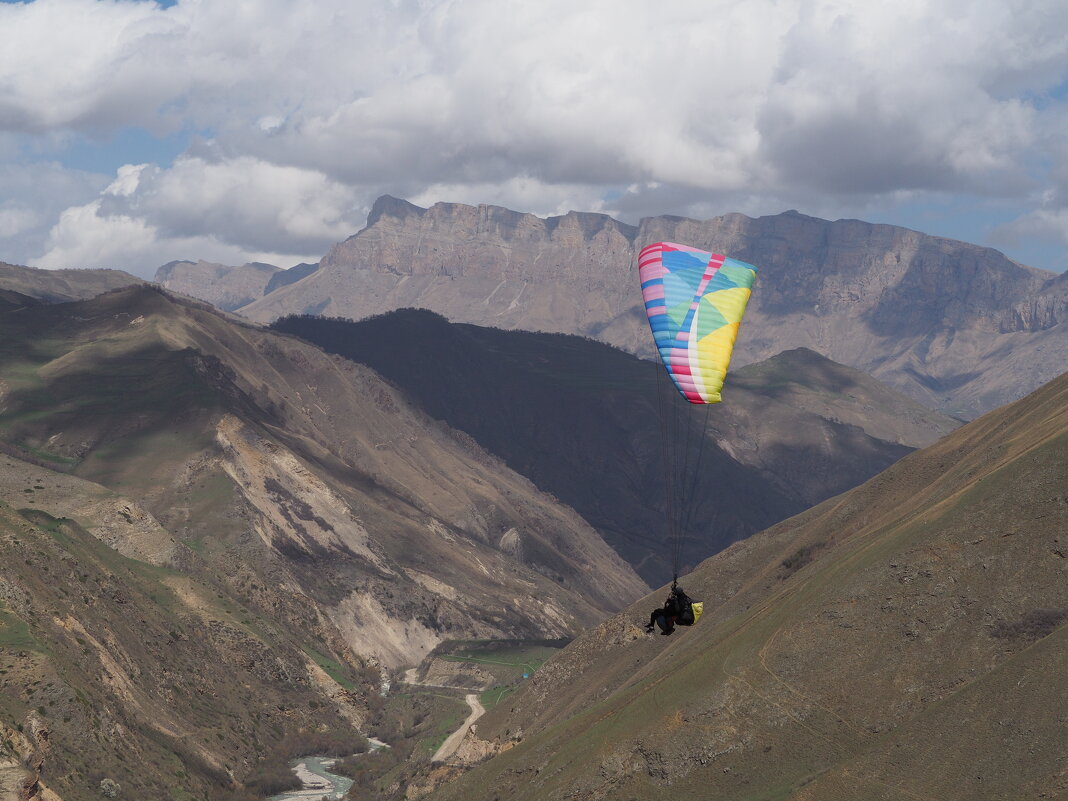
<box><xmin>423</xmin><ymin>368</ymin><xmax>1068</xmax><ymax>801</ymax></box>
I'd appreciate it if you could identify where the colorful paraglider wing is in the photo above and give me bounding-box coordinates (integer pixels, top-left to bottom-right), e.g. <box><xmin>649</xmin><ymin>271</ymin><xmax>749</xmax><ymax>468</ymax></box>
<box><xmin>638</xmin><ymin>242</ymin><xmax>757</xmax><ymax>403</ymax></box>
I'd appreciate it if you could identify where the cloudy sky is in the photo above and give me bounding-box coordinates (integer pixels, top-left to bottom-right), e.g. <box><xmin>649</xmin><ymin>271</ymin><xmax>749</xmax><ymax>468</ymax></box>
<box><xmin>1</xmin><ymin>0</ymin><xmax>1067</xmax><ymax>277</ymax></box>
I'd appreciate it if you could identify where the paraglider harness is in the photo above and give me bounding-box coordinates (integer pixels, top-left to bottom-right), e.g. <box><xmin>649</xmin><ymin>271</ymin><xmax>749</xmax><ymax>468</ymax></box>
<box><xmin>674</xmin><ymin>585</ymin><xmax>697</xmax><ymax>626</ymax></box>
<box><xmin>648</xmin><ymin>580</ymin><xmax>704</xmax><ymax>635</ymax></box>
<box><xmin>670</xmin><ymin>581</ymin><xmax>702</xmax><ymax>626</ymax></box>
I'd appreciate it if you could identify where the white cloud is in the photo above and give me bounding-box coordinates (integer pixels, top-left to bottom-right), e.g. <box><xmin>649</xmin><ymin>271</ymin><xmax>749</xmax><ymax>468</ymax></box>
<box><xmin>754</xmin><ymin>1</ymin><xmax>1062</xmax><ymax>196</ymax></box>
<box><xmin>34</xmin><ymin>156</ymin><xmax>355</xmax><ymax>275</ymax></box>
<box><xmin>0</xmin><ymin>0</ymin><xmax>181</xmax><ymax>131</ymax></box>
<box><xmin>409</xmin><ymin>177</ymin><xmax>615</xmax><ymax>220</ymax></box>
<box><xmin>35</xmin><ymin>193</ymin><xmax>324</xmax><ymax>276</ymax></box>
<box><xmin>994</xmin><ymin>191</ymin><xmax>1068</xmax><ymax>256</ymax></box>
<box><xmin>1</xmin><ymin>0</ymin><xmax>1067</xmax><ymax>269</ymax></box>
<box><xmin>0</xmin><ymin>205</ymin><xmax>39</xmax><ymax>239</ymax></box>
<box><xmin>102</xmin><ymin>155</ymin><xmax>364</xmax><ymax>251</ymax></box>
<box><xmin>0</xmin><ymin>0</ymin><xmax>430</xmax><ymax>133</ymax></box>
<box><xmin>37</xmin><ymin>198</ymin><xmax>158</xmax><ymax>270</ymax></box>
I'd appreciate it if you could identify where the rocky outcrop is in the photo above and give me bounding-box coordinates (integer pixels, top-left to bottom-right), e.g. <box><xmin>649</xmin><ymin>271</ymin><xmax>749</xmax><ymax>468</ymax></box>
<box><xmin>0</xmin><ymin>716</ymin><xmax>60</xmax><ymax>801</ymax></box>
<box><xmin>239</xmin><ymin>199</ymin><xmax>1067</xmax><ymax>418</ymax></box>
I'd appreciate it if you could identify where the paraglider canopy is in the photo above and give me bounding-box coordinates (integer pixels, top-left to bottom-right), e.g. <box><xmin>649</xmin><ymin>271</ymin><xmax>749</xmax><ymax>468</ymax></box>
<box><xmin>637</xmin><ymin>241</ymin><xmax>758</xmax><ymax>591</ymax></box>
<box><xmin>638</xmin><ymin>242</ymin><xmax>757</xmax><ymax>404</ymax></box>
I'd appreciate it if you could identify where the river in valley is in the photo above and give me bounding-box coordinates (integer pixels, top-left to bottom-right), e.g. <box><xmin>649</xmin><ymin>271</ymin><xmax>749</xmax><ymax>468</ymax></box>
<box><xmin>268</xmin><ymin>756</ymin><xmax>353</xmax><ymax>801</ymax></box>
<box><xmin>268</xmin><ymin>738</ymin><xmax>389</xmax><ymax>801</ymax></box>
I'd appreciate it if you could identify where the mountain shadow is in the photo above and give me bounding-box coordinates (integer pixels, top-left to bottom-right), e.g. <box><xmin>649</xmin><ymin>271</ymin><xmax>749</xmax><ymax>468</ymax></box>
<box><xmin>272</xmin><ymin>309</ymin><xmax>957</xmax><ymax>585</ymax></box>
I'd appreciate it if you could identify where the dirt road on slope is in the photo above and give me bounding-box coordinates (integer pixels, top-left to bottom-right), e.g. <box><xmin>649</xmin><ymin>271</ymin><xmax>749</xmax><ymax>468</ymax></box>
<box><xmin>432</xmin><ymin>694</ymin><xmax>485</xmax><ymax>764</ymax></box>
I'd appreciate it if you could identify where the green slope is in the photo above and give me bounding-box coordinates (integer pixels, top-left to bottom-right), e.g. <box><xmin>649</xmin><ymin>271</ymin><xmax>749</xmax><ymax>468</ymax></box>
<box><xmin>425</xmin><ymin>369</ymin><xmax>1068</xmax><ymax>801</ymax></box>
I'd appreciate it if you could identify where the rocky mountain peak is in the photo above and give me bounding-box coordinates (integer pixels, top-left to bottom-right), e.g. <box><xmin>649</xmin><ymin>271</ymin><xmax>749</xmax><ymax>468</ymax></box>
<box><xmin>364</xmin><ymin>193</ymin><xmax>427</xmax><ymax>228</ymax></box>
<box><xmin>154</xmin><ymin>259</ymin><xmax>197</xmax><ymax>280</ymax></box>
<box><xmin>548</xmin><ymin>208</ymin><xmax>638</xmax><ymax>241</ymax></box>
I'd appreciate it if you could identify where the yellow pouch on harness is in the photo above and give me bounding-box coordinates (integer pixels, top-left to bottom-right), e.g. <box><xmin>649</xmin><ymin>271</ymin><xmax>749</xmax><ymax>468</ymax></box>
<box><xmin>691</xmin><ymin>601</ymin><xmax>704</xmax><ymax>624</ymax></box>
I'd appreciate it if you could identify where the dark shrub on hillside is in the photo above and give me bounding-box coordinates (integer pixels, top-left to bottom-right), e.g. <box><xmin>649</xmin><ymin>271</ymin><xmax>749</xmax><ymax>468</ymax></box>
<box><xmin>275</xmin><ymin>728</ymin><xmax>369</xmax><ymax>759</ymax></box>
<box><xmin>780</xmin><ymin>542</ymin><xmax>826</xmax><ymax>577</ymax></box>
<box><xmin>331</xmin><ymin>753</ymin><xmax>373</xmax><ymax>779</ymax></box>
<box><xmin>991</xmin><ymin>608</ymin><xmax>1068</xmax><ymax>641</ymax></box>
<box><xmin>242</xmin><ymin>762</ymin><xmax>302</xmax><ymax>796</ymax></box>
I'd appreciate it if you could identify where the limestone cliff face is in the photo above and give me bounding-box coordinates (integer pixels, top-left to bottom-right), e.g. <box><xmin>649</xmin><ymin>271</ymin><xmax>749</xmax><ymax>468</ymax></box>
<box><xmin>238</xmin><ymin>198</ymin><xmax>1066</xmax><ymax>417</ymax></box>
<box><xmin>241</xmin><ymin>196</ymin><xmax>640</xmax><ymax>347</ymax></box>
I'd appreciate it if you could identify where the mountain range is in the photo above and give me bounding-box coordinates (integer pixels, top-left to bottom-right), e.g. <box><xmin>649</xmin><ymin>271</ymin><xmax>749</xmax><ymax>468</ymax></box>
<box><xmin>156</xmin><ymin>197</ymin><xmax>1068</xmax><ymax>419</ymax></box>
<box><xmin>0</xmin><ymin>258</ymin><xmax>969</xmax><ymax>799</ymax></box>
<box><xmin>0</xmin><ymin>285</ymin><xmax>644</xmax><ymax>657</ymax></box>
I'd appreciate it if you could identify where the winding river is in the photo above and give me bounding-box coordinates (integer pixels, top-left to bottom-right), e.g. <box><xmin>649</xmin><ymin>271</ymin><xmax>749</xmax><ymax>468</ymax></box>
<box><xmin>268</xmin><ymin>756</ymin><xmax>353</xmax><ymax>801</ymax></box>
<box><xmin>267</xmin><ymin>740</ymin><xmax>388</xmax><ymax>801</ymax></box>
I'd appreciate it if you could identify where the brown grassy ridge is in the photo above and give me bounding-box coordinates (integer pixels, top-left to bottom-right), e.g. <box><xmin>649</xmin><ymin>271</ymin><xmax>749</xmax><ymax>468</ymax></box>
<box><xmin>423</xmin><ymin>368</ymin><xmax>1068</xmax><ymax>801</ymax></box>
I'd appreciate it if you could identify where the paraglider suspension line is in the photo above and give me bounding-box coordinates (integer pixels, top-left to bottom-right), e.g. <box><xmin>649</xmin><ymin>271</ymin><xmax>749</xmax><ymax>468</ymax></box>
<box><xmin>653</xmin><ymin>351</ymin><xmax>715</xmax><ymax>584</ymax></box>
<box><xmin>679</xmin><ymin>402</ymin><xmax>713</xmax><ymax>565</ymax></box>
<box><xmin>653</xmin><ymin>351</ymin><xmax>679</xmax><ymax>573</ymax></box>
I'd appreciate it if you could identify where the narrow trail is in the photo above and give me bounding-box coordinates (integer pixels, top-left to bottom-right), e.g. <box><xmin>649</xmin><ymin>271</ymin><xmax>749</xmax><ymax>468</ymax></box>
<box><xmin>400</xmin><ymin>679</ymin><xmax>482</xmax><ymax>692</ymax></box>
<box><xmin>432</xmin><ymin>693</ymin><xmax>485</xmax><ymax>764</ymax></box>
